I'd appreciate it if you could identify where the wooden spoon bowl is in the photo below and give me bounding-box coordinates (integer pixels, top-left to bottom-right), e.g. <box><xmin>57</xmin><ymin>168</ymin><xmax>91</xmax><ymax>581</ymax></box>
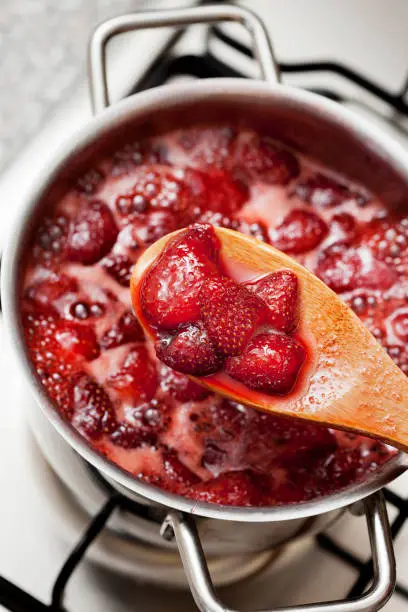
<box><xmin>131</xmin><ymin>227</ymin><xmax>408</xmax><ymax>452</ymax></box>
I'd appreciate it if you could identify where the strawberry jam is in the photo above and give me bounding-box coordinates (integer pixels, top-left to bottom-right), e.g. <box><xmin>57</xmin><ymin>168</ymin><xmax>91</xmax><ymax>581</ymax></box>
<box><xmin>140</xmin><ymin>223</ymin><xmax>307</xmax><ymax>396</ymax></box>
<box><xmin>21</xmin><ymin>126</ymin><xmax>399</xmax><ymax>507</ymax></box>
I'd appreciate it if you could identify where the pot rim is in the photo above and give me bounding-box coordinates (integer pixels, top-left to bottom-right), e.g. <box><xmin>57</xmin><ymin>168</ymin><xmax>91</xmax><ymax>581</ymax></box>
<box><xmin>3</xmin><ymin>78</ymin><xmax>408</xmax><ymax>522</ymax></box>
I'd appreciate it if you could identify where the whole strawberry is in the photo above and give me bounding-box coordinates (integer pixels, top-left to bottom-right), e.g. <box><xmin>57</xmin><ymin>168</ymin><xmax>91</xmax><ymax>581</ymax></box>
<box><xmin>246</xmin><ymin>270</ymin><xmax>298</xmax><ymax>333</ymax></box>
<box><xmin>226</xmin><ymin>333</ymin><xmax>306</xmax><ymax>394</ymax></box>
<box><xmin>200</xmin><ymin>276</ymin><xmax>266</xmax><ymax>356</ymax></box>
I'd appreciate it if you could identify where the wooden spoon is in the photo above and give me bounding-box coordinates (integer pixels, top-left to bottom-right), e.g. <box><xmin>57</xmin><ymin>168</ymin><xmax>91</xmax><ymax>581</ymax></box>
<box><xmin>131</xmin><ymin>227</ymin><xmax>408</xmax><ymax>451</ymax></box>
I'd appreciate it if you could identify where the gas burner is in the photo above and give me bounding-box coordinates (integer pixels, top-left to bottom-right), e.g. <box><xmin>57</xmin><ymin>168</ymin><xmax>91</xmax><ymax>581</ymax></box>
<box><xmin>27</xmin><ymin>432</ymin><xmax>285</xmax><ymax>588</ymax></box>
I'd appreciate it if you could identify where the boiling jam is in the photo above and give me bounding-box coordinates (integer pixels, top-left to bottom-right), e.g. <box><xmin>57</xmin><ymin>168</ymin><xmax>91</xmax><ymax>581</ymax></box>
<box><xmin>21</xmin><ymin>125</ymin><xmax>401</xmax><ymax>506</ymax></box>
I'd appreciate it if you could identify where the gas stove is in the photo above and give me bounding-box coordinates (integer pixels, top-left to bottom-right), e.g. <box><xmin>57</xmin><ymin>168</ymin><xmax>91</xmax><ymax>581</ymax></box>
<box><xmin>2</xmin><ymin>1</ymin><xmax>408</xmax><ymax>610</ymax></box>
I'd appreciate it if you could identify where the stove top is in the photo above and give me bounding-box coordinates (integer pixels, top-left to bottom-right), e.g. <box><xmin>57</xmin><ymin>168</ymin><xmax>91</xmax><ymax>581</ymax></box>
<box><xmin>2</xmin><ymin>1</ymin><xmax>408</xmax><ymax>610</ymax></box>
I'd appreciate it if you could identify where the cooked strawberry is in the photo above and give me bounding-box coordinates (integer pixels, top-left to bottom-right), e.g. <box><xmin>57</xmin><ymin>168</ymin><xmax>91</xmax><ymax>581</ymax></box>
<box><xmin>24</xmin><ymin>314</ymin><xmax>76</xmax><ymax>418</ymax></box>
<box><xmin>100</xmin><ymin>310</ymin><xmax>144</xmax><ymax>350</ymax></box>
<box><xmin>178</xmin><ymin>126</ymin><xmax>236</xmax><ymax>168</ymax></box>
<box><xmin>206</xmin><ymin>399</ymin><xmax>250</xmax><ymax>440</ymax></box>
<box><xmin>330</xmin><ymin>212</ymin><xmax>360</xmax><ymax>245</ymax></box>
<box><xmin>236</xmin><ymin>219</ymin><xmax>269</xmax><ymax>242</ymax></box>
<box><xmin>72</xmin><ymin>373</ymin><xmax>117</xmax><ymax>440</ymax></box>
<box><xmin>120</xmin><ymin>210</ymin><xmax>178</xmax><ymax>249</ymax></box>
<box><xmin>25</xmin><ymin>313</ymin><xmax>99</xmax><ymax>363</ymax></box>
<box><xmin>271</xmin><ymin>209</ymin><xmax>328</xmax><ymax>253</ymax></box>
<box><xmin>159</xmin><ymin>364</ymin><xmax>211</xmax><ymax>402</ymax></box>
<box><xmin>244</xmin><ymin>412</ymin><xmax>337</xmax><ymax>472</ymax></box>
<box><xmin>187</xmin><ymin>470</ymin><xmax>264</xmax><ymax>506</ymax></box>
<box><xmin>24</xmin><ymin>314</ymin><xmax>59</xmax><ymax>359</ymax></box>
<box><xmin>294</xmin><ymin>173</ymin><xmax>369</xmax><ymax>208</ymax></box>
<box><xmin>316</xmin><ymin>243</ymin><xmax>397</xmax><ymax>293</ymax></box>
<box><xmin>292</xmin><ymin>441</ymin><xmax>387</xmax><ymax>496</ymax></box>
<box><xmin>187</xmin><ymin>400</ymin><xmax>249</xmax><ymax>448</ymax></box>
<box><xmin>196</xmin><ymin>210</ymin><xmax>237</xmax><ymax>230</ymax></box>
<box><xmin>47</xmin><ymin>374</ymin><xmax>74</xmax><ymax>420</ymax></box>
<box><xmin>161</xmin><ymin>449</ymin><xmax>201</xmax><ymax>492</ymax></box>
<box><xmin>115</xmin><ymin>165</ymin><xmax>193</xmax><ymax>220</ymax></box>
<box><xmin>185</xmin><ymin>168</ymin><xmax>248</xmax><ymax>216</ymax></box>
<box><xmin>33</xmin><ymin>215</ymin><xmax>69</xmax><ymax>264</ymax></box>
<box><xmin>196</xmin><ymin>211</ymin><xmax>269</xmax><ymax>243</ymax></box>
<box><xmin>102</xmin><ymin>253</ymin><xmax>134</xmax><ymax>287</ymax></box>
<box><xmin>390</xmin><ymin>310</ymin><xmax>408</xmax><ymax>343</ymax></box>
<box><xmin>54</xmin><ymin>319</ymin><xmax>100</xmax><ymax>361</ymax></box>
<box><xmin>25</xmin><ymin>273</ymin><xmax>78</xmax><ymax>313</ymax></box>
<box><xmin>272</xmin><ymin>481</ymin><xmax>309</xmax><ymax>504</ymax></box>
<box><xmin>315</xmin><ymin>244</ymin><xmax>362</xmax><ymax>293</ymax></box>
<box><xmin>226</xmin><ymin>333</ymin><xmax>306</xmax><ymax>394</ymax></box>
<box><xmin>111</xmin><ymin>400</ymin><xmax>173</xmax><ymax>447</ymax></box>
<box><xmin>111</xmin><ymin>140</ymin><xmax>166</xmax><ymax>175</ymax></box>
<box><xmin>362</xmin><ymin>214</ymin><xmax>408</xmax><ymax>264</ymax></box>
<box><xmin>140</xmin><ymin>223</ymin><xmax>221</xmax><ymax>331</ymax></box>
<box><xmin>200</xmin><ymin>276</ymin><xmax>266</xmax><ymax>356</ymax></box>
<box><xmin>137</xmin><ymin>398</ymin><xmax>174</xmax><ymax>433</ymax></box>
<box><xmin>107</xmin><ymin>346</ymin><xmax>157</xmax><ymax>401</ymax></box>
<box><xmin>156</xmin><ymin>323</ymin><xmax>223</xmax><ymax>376</ymax></box>
<box><xmin>246</xmin><ymin>270</ymin><xmax>298</xmax><ymax>333</ymax></box>
<box><xmin>321</xmin><ymin>448</ymin><xmax>367</xmax><ymax>489</ymax></box>
<box><xmin>234</xmin><ymin>135</ymin><xmax>299</xmax><ymax>185</ymax></box>
<box><xmin>110</xmin><ymin>423</ymin><xmax>157</xmax><ymax>449</ymax></box>
<box><xmin>66</xmin><ymin>200</ymin><xmax>118</xmax><ymax>265</ymax></box>
<box><xmin>358</xmin><ymin>256</ymin><xmax>398</xmax><ymax>291</ymax></box>
<box><xmin>76</xmin><ymin>168</ymin><xmax>105</xmax><ymax>195</ymax></box>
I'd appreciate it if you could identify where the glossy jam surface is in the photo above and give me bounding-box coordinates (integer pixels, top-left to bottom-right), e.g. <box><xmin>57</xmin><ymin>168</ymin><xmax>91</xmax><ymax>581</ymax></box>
<box><xmin>21</xmin><ymin>125</ymin><xmax>402</xmax><ymax>507</ymax></box>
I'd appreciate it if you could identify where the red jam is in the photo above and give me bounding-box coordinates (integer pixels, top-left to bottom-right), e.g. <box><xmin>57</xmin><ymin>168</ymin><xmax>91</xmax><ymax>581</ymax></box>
<box><xmin>21</xmin><ymin>125</ymin><xmax>401</xmax><ymax>507</ymax></box>
<box><xmin>140</xmin><ymin>223</ymin><xmax>307</xmax><ymax>396</ymax></box>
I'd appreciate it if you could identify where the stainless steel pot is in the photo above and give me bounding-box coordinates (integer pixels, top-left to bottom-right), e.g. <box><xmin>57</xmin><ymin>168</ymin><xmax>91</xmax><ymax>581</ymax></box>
<box><xmin>2</xmin><ymin>4</ymin><xmax>408</xmax><ymax>610</ymax></box>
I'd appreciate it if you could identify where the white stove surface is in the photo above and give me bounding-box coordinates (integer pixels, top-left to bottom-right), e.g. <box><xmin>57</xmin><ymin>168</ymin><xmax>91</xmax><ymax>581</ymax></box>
<box><xmin>2</xmin><ymin>1</ymin><xmax>408</xmax><ymax>610</ymax></box>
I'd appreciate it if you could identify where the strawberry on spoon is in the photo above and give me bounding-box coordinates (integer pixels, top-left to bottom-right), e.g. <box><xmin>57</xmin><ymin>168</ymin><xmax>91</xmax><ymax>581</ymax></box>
<box><xmin>131</xmin><ymin>223</ymin><xmax>408</xmax><ymax>452</ymax></box>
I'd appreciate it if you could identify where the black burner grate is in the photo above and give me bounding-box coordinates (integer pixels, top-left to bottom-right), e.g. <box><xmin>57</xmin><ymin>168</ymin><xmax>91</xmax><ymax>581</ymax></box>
<box><xmin>1</xmin><ymin>13</ymin><xmax>408</xmax><ymax>611</ymax></box>
<box><xmin>209</xmin><ymin>24</ymin><xmax>408</xmax><ymax>114</ymax></box>
<box><xmin>317</xmin><ymin>487</ymin><xmax>408</xmax><ymax>601</ymax></box>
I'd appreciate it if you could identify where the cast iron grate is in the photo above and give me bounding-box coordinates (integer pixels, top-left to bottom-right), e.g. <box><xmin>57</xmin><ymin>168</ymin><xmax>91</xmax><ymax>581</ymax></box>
<box><xmin>1</xmin><ymin>14</ymin><xmax>408</xmax><ymax>611</ymax></box>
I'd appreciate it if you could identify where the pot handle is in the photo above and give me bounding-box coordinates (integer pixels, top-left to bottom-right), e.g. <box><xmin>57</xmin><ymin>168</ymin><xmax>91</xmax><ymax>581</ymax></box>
<box><xmin>88</xmin><ymin>4</ymin><xmax>279</xmax><ymax>114</ymax></box>
<box><xmin>160</xmin><ymin>492</ymin><xmax>395</xmax><ymax>612</ymax></box>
